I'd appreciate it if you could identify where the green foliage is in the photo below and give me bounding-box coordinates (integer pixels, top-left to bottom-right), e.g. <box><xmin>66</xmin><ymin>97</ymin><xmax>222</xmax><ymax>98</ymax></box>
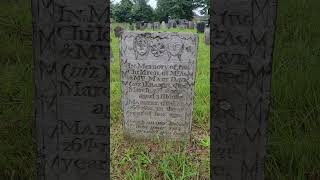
<box><xmin>194</xmin><ymin>0</ymin><xmax>210</xmax><ymax>15</ymax></box>
<box><xmin>113</xmin><ymin>0</ymin><xmax>134</xmax><ymax>22</ymax></box>
<box><xmin>112</xmin><ymin>0</ymin><xmax>155</xmax><ymax>23</ymax></box>
<box><xmin>131</xmin><ymin>0</ymin><xmax>155</xmax><ymax>22</ymax></box>
<box><xmin>156</xmin><ymin>0</ymin><xmax>196</xmax><ymax>22</ymax></box>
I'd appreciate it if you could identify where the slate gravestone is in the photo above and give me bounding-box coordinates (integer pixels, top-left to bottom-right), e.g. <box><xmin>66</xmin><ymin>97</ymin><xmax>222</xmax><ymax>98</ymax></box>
<box><xmin>120</xmin><ymin>32</ymin><xmax>198</xmax><ymax>141</ymax></box>
<box><xmin>204</xmin><ymin>28</ymin><xmax>210</xmax><ymax>45</ymax></box>
<box><xmin>211</xmin><ymin>0</ymin><xmax>278</xmax><ymax>179</ymax></box>
<box><xmin>114</xmin><ymin>26</ymin><xmax>124</xmax><ymax>38</ymax></box>
<box><xmin>173</xmin><ymin>21</ymin><xmax>177</xmax><ymax>28</ymax></box>
<box><xmin>147</xmin><ymin>23</ymin><xmax>153</xmax><ymax>29</ymax></box>
<box><xmin>32</xmin><ymin>0</ymin><xmax>109</xmax><ymax>179</ymax></box>
<box><xmin>197</xmin><ymin>22</ymin><xmax>205</xmax><ymax>33</ymax></box>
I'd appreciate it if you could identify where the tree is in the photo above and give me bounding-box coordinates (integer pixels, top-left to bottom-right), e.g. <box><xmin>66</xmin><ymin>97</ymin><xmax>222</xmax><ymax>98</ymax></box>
<box><xmin>131</xmin><ymin>0</ymin><xmax>155</xmax><ymax>22</ymax></box>
<box><xmin>155</xmin><ymin>0</ymin><xmax>197</xmax><ymax>22</ymax></box>
<box><xmin>194</xmin><ymin>0</ymin><xmax>210</xmax><ymax>15</ymax></box>
<box><xmin>113</xmin><ymin>0</ymin><xmax>133</xmax><ymax>22</ymax></box>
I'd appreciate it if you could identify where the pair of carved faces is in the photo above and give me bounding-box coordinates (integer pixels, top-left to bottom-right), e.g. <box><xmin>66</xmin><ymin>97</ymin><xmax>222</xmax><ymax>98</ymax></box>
<box><xmin>133</xmin><ymin>35</ymin><xmax>184</xmax><ymax>60</ymax></box>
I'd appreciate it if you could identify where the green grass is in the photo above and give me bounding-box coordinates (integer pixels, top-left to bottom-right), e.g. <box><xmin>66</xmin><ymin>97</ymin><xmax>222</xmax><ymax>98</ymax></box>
<box><xmin>0</xmin><ymin>0</ymin><xmax>320</xmax><ymax>179</ymax></box>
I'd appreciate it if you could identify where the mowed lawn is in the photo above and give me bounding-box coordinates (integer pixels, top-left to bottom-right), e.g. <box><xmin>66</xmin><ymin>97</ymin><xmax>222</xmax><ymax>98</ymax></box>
<box><xmin>0</xmin><ymin>0</ymin><xmax>320</xmax><ymax>179</ymax></box>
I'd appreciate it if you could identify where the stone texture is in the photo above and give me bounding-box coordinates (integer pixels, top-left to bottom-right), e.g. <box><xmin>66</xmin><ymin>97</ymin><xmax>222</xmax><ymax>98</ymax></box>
<box><xmin>32</xmin><ymin>0</ymin><xmax>110</xmax><ymax>179</ymax></box>
<box><xmin>204</xmin><ymin>28</ymin><xmax>210</xmax><ymax>45</ymax></box>
<box><xmin>211</xmin><ymin>0</ymin><xmax>278</xmax><ymax>179</ymax></box>
<box><xmin>120</xmin><ymin>32</ymin><xmax>198</xmax><ymax>141</ymax></box>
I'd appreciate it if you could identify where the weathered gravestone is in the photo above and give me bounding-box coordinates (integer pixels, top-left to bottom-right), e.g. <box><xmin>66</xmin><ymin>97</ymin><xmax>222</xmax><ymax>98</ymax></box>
<box><xmin>204</xmin><ymin>28</ymin><xmax>210</xmax><ymax>45</ymax></box>
<box><xmin>197</xmin><ymin>22</ymin><xmax>205</xmax><ymax>33</ymax></box>
<box><xmin>188</xmin><ymin>21</ymin><xmax>194</xmax><ymax>29</ymax></box>
<box><xmin>161</xmin><ymin>21</ymin><xmax>167</xmax><ymax>29</ymax></box>
<box><xmin>173</xmin><ymin>21</ymin><xmax>177</xmax><ymax>28</ymax></box>
<box><xmin>32</xmin><ymin>0</ymin><xmax>109</xmax><ymax>179</ymax></box>
<box><xmin>147</xmin><ymin>23</ymin><xmax>153</xmax><ymax>29</ymax></box>
<box><xmin>211</xmin><ymin>0</ymin><xmax>278</xmax><ymax>179</ymax></box>
<box><xmin>120</xmin><ymin>32</ymin><xmax>198</xmax><ymax>141</ymax></box>
<box><xmin>114</xmin><ymin>26</ymin><xmax>124</xmax><ymax>38</ymax></box>
<box><xmin>154</xmin><ymin>22</ymin><xmax>160</xmax><ymax>30</ymax></box>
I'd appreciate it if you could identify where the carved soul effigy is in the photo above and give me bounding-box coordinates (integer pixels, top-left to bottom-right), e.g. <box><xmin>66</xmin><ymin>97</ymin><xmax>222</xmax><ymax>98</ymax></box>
<box><xmin>120</xmin><ymin>32</ymin><xmax>198</xmax><ymax>141</ymax></box>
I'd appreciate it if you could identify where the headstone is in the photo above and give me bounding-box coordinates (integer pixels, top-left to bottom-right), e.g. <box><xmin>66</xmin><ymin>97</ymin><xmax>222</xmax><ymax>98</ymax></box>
<box><xmin>168</xmin><ymin>20</ymin><xmax>175</xmax><ymax>29</ymax></box>
<box><xmin>211</xmin><ymin>0</ymin><xmax>278</xmax><ymax>179</ymax></box>
<box><xmin>196</xmin><ymin>22</ymin><xmax>205</xmax><ymax>33</ymax></box>
<box><xmin>154</xmin><ymin>22</ymin><xmax>160</xmax><ymax>30</ymax></box>
<box><xmin>114</xmin><ymin>26</ymin><xmax>124</xmax><ymax>38</ymax></box>
<box><xmin>188</xmin><ymin>21</ymin><xmax>194</xmax><ymax>29</ymax></box>
<box><xmin>32</xmin><ymin>0</ymin><xmax>109</xmax><ymax>179</ymax></box>
<box><xmin>147</xmin><ymin>23</ymin><xmax>153</xmax><ymax>29</ymax></box>
<box><xmin>204</xmin><ymin>28</ymin><xmax>210</xmax><ymax>45</ymax></box>
<box><xmin>161</xmin><ymin>21</ymin><xmax>167</xmax><ymax>29</ymax></box>
<box><xmin>120</xmin><ymin>32</ymin><xmax>198</xmax><ymax>141</ymax></box>
<box><xmin>173</xmin><ymin>21</ymin><xmax>177</xmax><ymax>28</ymax></box>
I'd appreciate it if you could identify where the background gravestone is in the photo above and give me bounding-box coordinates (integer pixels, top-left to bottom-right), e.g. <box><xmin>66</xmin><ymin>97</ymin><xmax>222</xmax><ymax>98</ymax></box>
<box><xmin>173</xmin><ymin>21</ymin><xmax>177</xmax><ymax>28</ymax></box>
<box><xmin>32</xmin><ymin>0</ymin><xmax>110</xmax><ymax>179</ymax></box>
<box><xmin>120</xmin><ymin>32</ymin><xmax>198</xmax><ymax>141</ymax></box>
<box><xmin>197</xmin><ymin>22</ymin><xmax>205</xmax><ymax>33</ymax></box>
<box><xmin>188</xmin><ymin>21</ymin><xmax>194</xmax><ymax>29</ymax></box>
<box><xmin>114</xmin><ymin>26</ymin><xmax>124</xmax><ymax>38</ymax></box>
<box><xmin>154</xmin><ymin>22</ymin><xmax>160</xmax><ymax>30</ymax></box>
<box><xmin>211</xmin><ymin>0</ymin><xmax>278</xmax><ymax>179</ymax></box>
<box><xmin>161</xmin><ymin>21</ymin><xmax>167</xmax><ymax>29</ymax></box>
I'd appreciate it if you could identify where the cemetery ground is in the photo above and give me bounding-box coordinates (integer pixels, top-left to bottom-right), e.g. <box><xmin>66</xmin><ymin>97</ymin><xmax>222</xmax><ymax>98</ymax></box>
<box><xmin>0</xmin><ymin>0</ymin><xmax>320</xmax><ymax>179</ymax></box>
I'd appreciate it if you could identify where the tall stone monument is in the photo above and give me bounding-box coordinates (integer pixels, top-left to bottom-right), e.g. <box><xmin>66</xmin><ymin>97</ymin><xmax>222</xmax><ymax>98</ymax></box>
<box><xmin>211</xmin><ymin>0</ymin><xmax>278</xmax><ymax>179</ymax></box>
<box><xmin>32</xmin><ymin>0</ymin><xmax>109</xmax><ymax>179</ymax></box>
<box><xmin>120</xmin><ymin>32</ymin><xmax>198</xmax><ymax>141</ymax></box>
